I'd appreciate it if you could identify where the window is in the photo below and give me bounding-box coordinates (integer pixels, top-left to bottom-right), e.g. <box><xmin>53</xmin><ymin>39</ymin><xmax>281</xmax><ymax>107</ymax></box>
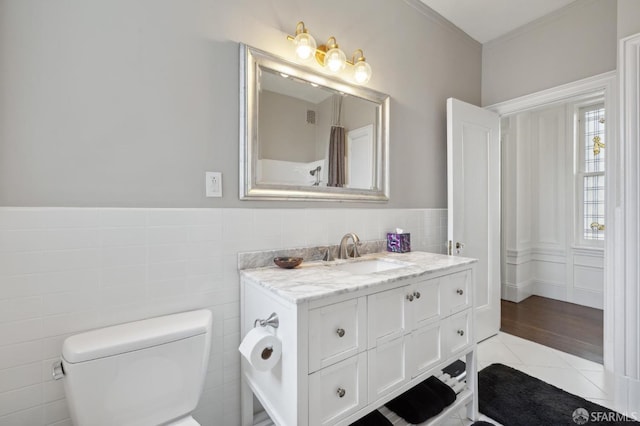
<box><xmin>578</xmin><ymin>103</ymin><xmax>605</xmax><ymax>243</ymax></box>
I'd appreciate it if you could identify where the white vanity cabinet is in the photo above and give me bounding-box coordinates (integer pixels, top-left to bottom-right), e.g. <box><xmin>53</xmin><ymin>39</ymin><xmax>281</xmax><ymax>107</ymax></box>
<box><xmin>240</xmin><ymin>252</ymin><xmax>477</xmax><ymax>426</ymax></box>
<box><xmin>367</xmin><ymin>269</ymin><xmax>473</xmax><ymax>403</ymax></box>
<box><xmin>309</xmin><ymin>297</ymin><xmax>367</xmax><ymax>373</ymax></box>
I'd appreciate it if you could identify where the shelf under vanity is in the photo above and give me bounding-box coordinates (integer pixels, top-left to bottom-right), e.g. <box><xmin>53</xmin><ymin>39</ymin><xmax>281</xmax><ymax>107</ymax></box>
<box><xmin>239</xmin><ymin>249</ymin><xmax>478</xmax><ymax>426</ymax></box>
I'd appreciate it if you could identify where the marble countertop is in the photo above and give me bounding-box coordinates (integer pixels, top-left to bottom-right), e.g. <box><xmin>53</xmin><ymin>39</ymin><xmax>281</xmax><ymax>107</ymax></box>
<box><xmin>240</xmin><ymin>251</ymin><xmax>477</xmax><ymax>304</ymax></box>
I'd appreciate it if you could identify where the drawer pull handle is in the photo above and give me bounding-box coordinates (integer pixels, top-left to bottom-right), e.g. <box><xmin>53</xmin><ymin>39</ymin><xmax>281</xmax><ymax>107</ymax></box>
<box><xmin>456</xmin><ymin>288</ymin><xmax>464</xmax><ymax>295</ymax></box>
<box><xmin>336</xmin><ymin>328</ymin><xmax>345</xmax><ymax>338</ymax></box>
<box><xmin>414</xmin><ymin>291</ymin><xmax>421</xmax><ymax>299</ymax></box>
<box><xmin>406</xmin><ymin>294</ymin><xmax>414</xmax><ymax>302</ymax></box>
<box><xmin>457</xmin><ymin>329</ymin><xmax>465</xmax><ymax>336</ymax></box>
<box><xmin>337</xmin><ymin>387</ymin><xmax>346</xmax><ymax>398</ymax></box>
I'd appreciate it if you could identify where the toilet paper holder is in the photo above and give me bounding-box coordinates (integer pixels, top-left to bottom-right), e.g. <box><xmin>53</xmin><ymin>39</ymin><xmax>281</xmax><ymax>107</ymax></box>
<box><xmin>254</xmin><ymin>312</ymin><xmax>279</xmax><ymax>329</ymax></box>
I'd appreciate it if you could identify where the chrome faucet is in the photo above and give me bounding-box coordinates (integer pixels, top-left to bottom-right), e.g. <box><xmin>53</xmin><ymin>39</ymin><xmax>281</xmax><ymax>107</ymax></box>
<box><xmin>338</xmin><ymin>233</ymin><xmax>361</xmax><ymax>259</ymax></box>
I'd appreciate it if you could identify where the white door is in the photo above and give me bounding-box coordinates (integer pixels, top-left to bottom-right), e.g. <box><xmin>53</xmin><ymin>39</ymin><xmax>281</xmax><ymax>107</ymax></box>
<box><xmin>447</xmin><ymin>98</ymin><xmax>501</xmax><ymax>342</ymax></box>
<box><xmin>347</xmin><ymin>125</ymin><xmax>374</xmax><ymax>189</ymax></box>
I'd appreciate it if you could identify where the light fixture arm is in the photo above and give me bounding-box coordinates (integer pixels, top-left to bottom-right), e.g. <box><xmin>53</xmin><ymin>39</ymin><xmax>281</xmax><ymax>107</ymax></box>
<box><xmin>295</xmin><ymin>21</ymin><xmax>307</xmax><ymax>35</ymax></box>
<box><xmin>286</xmin><ymin>21</ymin><xmax>310</xmax><ymax>41</ymax></box>
<box><xmin>349</xmin><ymin>49</ymin><xmax>365</xmax><ymax>66</ymax></box>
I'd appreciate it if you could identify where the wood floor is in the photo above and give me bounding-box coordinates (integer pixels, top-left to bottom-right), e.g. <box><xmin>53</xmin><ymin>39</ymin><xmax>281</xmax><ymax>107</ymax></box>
<box><xmin>500</xmin><ymin>295</ymin><xmax>604</xmax><ymax>364</ymax></box>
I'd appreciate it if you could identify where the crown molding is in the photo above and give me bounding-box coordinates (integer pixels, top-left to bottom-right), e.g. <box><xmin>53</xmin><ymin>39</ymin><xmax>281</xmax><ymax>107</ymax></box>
<box><xmin>402</xmin><ymin>0</ymin><xmax>481</xmax><ymax>49</ymax></box>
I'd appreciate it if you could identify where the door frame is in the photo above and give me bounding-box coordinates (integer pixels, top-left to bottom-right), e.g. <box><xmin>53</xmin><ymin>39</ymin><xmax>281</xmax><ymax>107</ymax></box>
<box><xmin>485</xmin><ymin>70</ymin><xmax>616</xmax><ymax>371</ymax></box>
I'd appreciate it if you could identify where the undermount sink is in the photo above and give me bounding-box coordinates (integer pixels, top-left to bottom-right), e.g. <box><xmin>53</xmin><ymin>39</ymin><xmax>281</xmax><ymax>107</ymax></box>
<box><xmin>328</xmin><ymin>259</ymin><xmax>406</xmax><ymax>274</ymax></box>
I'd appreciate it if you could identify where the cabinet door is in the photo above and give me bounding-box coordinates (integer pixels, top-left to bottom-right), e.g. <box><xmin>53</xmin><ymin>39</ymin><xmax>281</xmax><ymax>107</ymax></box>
<box><xmin>309</xmin><ymin>353</ymin><xmax>367</xmax><ymax>426</ymax></box>
<box><xmin>309</xmin><ymin>297</ymin><xmax>366</xmax><ymax>373</ymax></box>
<box><xmin>410</xmin><ymin>277</ymin><xmax>441</xmax><ymax>330</ymax></box>
<box><xmin>367</xmin><ymin>286</ymin><xmax>409</xmax><ymax>349</ymax></box>
<box><xmin>408</xmin><ymin>321</ymin><xmax>442</xmax><ymax>379</ymax></box>
<box><xmin>367</xmin><ymin>335</ymin><xmax>408</xmax><ymax>403</ymax></box>
<box><xmin>445</xmin><ymin>309</ymin><xmax>472</xmax><ymax>356</ymax></box>
<box><xmin>443</xmin><ymin>270</ymin><xmax>472</xmax><ymax>314</ymax></box>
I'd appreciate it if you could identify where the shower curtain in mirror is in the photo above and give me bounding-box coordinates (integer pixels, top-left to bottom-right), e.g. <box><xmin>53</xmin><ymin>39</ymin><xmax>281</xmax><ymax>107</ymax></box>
<box><xmin>328</xmin><ymin>95</ymin><xmax>346</xmax><ymax>187</ymax></box>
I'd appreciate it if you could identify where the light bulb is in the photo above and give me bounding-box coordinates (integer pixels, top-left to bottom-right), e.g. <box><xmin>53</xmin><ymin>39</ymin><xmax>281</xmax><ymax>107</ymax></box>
<box><xmin>324</xmin><ymin>47</ymin><xmax>346</xmax><ymax>73</ymax></box>
<box><xmin>353</xmin><ymin>60</ymin><xmax>372</xmax><ymax>84</ymax></box>
<box><xmin>294</xmin><ymin>32</ymin><xmax>316</xmax><ymax>60</ymax></box>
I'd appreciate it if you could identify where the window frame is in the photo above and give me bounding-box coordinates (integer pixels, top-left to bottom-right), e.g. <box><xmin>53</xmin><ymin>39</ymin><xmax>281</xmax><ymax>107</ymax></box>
<box><xmin>575</xmin><ymin>101</ymin><xmax>605</xmax><ymax>248</ymax></box>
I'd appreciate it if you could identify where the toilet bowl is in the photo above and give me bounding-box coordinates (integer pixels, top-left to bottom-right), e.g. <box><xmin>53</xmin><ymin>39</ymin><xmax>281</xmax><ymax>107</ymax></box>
<box><xmin>53</xmin><ymin>310</ymin><xmax>212</xmax><ymax>426</ymax></box>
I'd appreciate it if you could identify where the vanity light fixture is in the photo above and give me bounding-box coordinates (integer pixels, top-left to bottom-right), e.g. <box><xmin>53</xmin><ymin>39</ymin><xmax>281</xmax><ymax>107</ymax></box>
<box><xmin>286</xmin><ymin>21</ymin><xmax>372</xmax><ymax>84</ymax></box>
<box><xmin>351</xmin><ymin>49</ymin><xmax>372</xmax><ymax>84</ymax></box>
<box><xmin>291</xmin><ymin>21</ymin><xmax>317</xmax><ymax>60</ymax></box>
<box><xmin>322</xmin><ymin>37</ymin><xmax>347</xmax><ymax>73</ymax></box>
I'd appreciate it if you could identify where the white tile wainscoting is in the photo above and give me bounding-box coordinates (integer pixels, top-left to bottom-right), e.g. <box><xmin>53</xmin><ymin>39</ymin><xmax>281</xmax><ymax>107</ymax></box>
<box><xmin>0</xmin><ymin>207</ymin><xmax>447</xmax><ymax>426</ymax></box>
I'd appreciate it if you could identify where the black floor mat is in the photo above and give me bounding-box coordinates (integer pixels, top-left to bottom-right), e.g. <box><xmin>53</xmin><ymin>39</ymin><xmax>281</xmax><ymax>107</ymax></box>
<box><xmin>479</xmin><ymin>363</ymin><xmax>637</xmax><ymax>425</ymax></box>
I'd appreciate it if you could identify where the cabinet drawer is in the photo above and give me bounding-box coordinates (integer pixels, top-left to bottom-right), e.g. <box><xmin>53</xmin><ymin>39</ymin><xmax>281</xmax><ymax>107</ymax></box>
<box><xmin>443</xmin><ymin>270</ymin><xmax>472</xmax><ymax>314</ymax></box>
<box><xmin>309</xmin><ymin>353</ymin><xmax>367</xmax><ymax>426</ymax></box>
<box><xmin>367</xmin><ymin>335</ymin><xmax>408</xmax><ymax>402</ymax></box>
<box><xmin>411</xmin><ymin>277</ymin><xmax>441</xmax><ymax>329</ymax></box>
<box><xmin>445</xmin><ymin>309</ymin><xmax>472</xmax><ymax>356</ymax></box>
<box><xmin>408</xmin><ymin>321</ymin><xmax>442</xmax><ymax>378</ymax></box>
<box><xmin>309</xmin><ymin>297</ymin><xmax>366</xmax><ymax>372</ymax></box>
<box><xmin>367</xmin><ymin>287</ymin><xmax>409</xmax><ymax>348</ymax></box>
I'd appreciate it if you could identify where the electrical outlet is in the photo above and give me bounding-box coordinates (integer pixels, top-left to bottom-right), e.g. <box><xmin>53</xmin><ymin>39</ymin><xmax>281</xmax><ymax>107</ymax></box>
<box><xmin>205</xmin><ymin>172</ymin><xmax>222</xmax><ymax>197</ymax></box>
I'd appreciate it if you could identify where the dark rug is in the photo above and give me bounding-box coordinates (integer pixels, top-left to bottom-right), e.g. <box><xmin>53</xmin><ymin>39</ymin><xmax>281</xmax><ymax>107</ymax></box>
<box><xmin>479</xmin><ymin>363</ymin><xmax>637</xmax><ymax>425</ymax></box>
<box><xmin>348</xmin><ymin>409</ymin><xmax>391</xmax><ymax>426</ymax></box>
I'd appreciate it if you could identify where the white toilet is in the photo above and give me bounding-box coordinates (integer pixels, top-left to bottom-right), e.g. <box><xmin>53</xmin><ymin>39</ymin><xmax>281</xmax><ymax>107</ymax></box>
<box><xmin>53</xmin><ymin>310</ymin><xmax>212</xmax><ymax>426</ymax></box>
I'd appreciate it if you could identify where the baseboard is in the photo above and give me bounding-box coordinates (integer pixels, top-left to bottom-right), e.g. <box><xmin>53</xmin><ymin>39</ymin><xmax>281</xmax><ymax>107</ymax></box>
<box><xmin>501</xmin><ymin>281</ymin><xmax>533</xmax><ymax>302</ymax></box>
<box><xmin>614</xmin><ymin>373</ymin><xmax>640</xmax><ymax>420</ymax></box>
<box><xmin>526</xmin><ymin>280</ymin><xmax>604</xmax><ymax>309</ymax></box>
<box><xmin>631</xmin><ymin>377</ymin><xmax>640</xmax><ymax>419</ymax></box>
<box><xmin>571</xmin><ymin>288</ymin><xmax>604</xmax><ymax>309</ymax></box>
<box><xmin>532</xmin><ymin>280</ymin><xmax>567</xmax><ymax>302</ymax></box>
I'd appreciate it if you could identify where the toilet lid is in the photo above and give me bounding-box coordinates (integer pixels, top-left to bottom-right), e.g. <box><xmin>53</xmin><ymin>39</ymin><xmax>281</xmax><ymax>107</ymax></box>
<box><xmin>62</xmin><ymin>310</ymin><xmax>211</xmax><ymax>364</ymax></box>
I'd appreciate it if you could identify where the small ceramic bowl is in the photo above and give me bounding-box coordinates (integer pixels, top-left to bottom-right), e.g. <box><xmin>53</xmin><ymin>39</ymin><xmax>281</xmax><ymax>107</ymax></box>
<box><xmin>273</xmin><ymin>257</ymin><xmax>303</xmax><ymax>269</ymax></box>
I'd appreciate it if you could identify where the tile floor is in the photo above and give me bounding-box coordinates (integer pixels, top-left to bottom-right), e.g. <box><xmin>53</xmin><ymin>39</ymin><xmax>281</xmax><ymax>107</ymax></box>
<box><xmin>443</xmin><ymin>331</ymin><xmax>614</xmax><ymax>426</ymax></box>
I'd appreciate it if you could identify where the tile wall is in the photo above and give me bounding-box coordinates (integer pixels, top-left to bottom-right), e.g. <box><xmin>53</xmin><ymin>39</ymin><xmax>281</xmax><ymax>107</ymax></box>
<box><xmin>0</xmin><ymin>207</ymin><xmax>448</xmax><ymax>426</ymax></box>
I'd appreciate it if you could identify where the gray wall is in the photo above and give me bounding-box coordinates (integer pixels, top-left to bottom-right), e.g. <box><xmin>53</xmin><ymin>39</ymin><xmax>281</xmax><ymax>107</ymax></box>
<box><xmin>0</xmin><ymin>0</ymin><xmax>481</xmax><ymax>208</ymax></box>
<box><xmin>618</xmin><ymin>0</ymin><xmax>640</xmax><ymax>39</ymax></box>
<box><xmin>481</xmin><ymin>0</ymin><xmax>617</xmax><ymax>106</ymax></box>
<box><xmin>259</xmin><ymin>91</ymin><xmax>317</xmax><ymax>162</ymax></box>
<box><xmin>342</xmin><ymin>96</ymin><xmax>378</xmax><ymax>131</ymax></box>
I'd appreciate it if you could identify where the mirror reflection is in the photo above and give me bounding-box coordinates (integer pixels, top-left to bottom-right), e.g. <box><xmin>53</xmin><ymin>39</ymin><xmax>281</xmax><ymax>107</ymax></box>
<box><xmin>240</xmin><ymin>44</ymin><xmax>390</xmax><ymax>201</ymax></box>
<box><xmin>258</xmin><ymin>68</ymin><xmax>378</xmax><ymax>190</ymax></box>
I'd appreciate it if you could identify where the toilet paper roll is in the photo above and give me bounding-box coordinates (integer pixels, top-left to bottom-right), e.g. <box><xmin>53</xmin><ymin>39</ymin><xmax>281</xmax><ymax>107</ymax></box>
<box><xmin>239</xmin><ymin>327</ymin><xmax>282</xmax><ymax>371</ymax></box>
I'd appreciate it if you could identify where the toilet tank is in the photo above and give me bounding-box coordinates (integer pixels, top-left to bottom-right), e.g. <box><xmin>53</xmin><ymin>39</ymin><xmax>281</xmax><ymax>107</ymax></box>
<box><xmin>60</xmin><ymin>310</ymin><xmax>212</xmax><ymax>426</ymax></box>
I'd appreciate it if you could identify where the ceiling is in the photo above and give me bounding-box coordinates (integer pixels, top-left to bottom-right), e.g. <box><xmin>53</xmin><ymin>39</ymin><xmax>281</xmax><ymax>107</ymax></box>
<box><xmin>261</xmin><ymin>69</ymin><xmax>332</xmax><ymax>104</ymax></box>
<box><xmin>420</xmin><ymin>0</ymin><xmax>577</xmax><ymax>43</ymax></box>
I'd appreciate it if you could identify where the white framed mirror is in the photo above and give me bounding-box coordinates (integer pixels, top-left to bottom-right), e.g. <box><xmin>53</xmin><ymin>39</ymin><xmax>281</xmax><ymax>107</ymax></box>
<box><xmin>239</xmin><ymin>44</ymin><xmax>390</xmax><ymax>201</ymax></box>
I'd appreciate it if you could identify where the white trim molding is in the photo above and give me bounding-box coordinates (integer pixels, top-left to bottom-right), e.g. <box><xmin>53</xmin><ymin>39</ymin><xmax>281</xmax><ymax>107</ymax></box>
<box><xmin>501</xmin><ymin>281</ymin><xmax>533</xmax><ymax>303</ymax></box>
<box><xmin>491</xmin><ymin>70</ymin><xmax>617</xmax><ymax>370</ymax></box>
<box><xmin>486</xmin><ymin>71</ymin><xmax>616</xmax><ymax>117</ymax></box>
<box><xmin>614</xmin><ymin>32</ymin><xmax>640</xmax><ymax>416</ymax></box>
<box><xmin>402</xmin><ymin>0</ymin><xmax>481</xmax><ymax>49</ymax></box>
